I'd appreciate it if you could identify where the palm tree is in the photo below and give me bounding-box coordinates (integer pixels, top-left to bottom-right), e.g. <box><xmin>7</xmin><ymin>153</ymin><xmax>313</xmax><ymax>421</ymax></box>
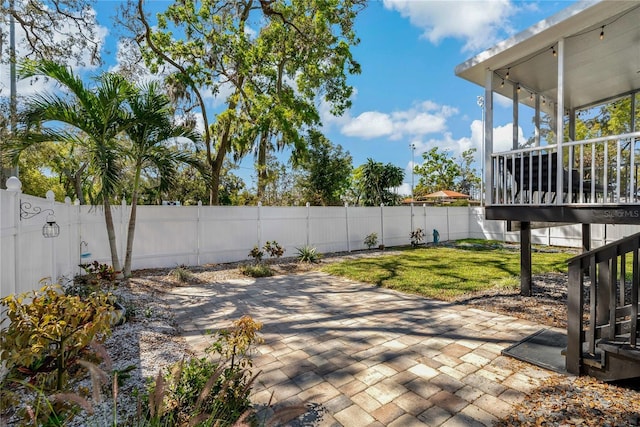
<box><xmin>122</xmin><ymin>81</ymin><xmax>201</xmax><ymax>277</ymax></box>
<box><xmin>17</xmin><ymin>60</ymin><xmax>133</xmax><ymax>277</ymax></box>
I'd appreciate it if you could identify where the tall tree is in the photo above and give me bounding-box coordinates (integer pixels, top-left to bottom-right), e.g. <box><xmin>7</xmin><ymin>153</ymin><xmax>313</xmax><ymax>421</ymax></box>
<box><xmin>355</xmin><ymin>159</ymin><xmax>404</xmax><ymax>206</ymax></box>
<box><xmin>414</xmin><ymin>147</ymin><xmax>461</xmax><ymax>195</ymax></box>
<box><xmin>457</xmin><ymin>148</ymin><xmax>481</xmax><ymax>196</ymax></box>
<box><xmin>124</xmin><ymin>0</ymin><xmax>364</xmax><ymax>204</ymax></box>
<box><xmin>296</xmin><ymin>131</ymin><xmax>352</xmax><ymax>206</ymax></box>
<box><xmin>121</xmin><ymin>81</ymin><xmax>200</xmax><ymax>277</ymax></box>
<box><xmin>0</xmin><ymin>0</ymin><xmax>102</xmax><ymax>186</ymax></box>
<box><xmin>15</xmin><ymin>60</ymin><xmax>133</xmax><ymax>277</ymax></box>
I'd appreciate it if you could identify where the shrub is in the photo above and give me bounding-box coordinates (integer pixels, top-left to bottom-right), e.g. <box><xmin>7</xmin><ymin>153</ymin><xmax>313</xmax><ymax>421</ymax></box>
<box><xmin>248</xmin><ymin>246</ymin><xmax>264</xmax><ymax>264</ymax></box>
<box><xmin>240</xmin><ymin>263</ymin><xmax>273</xmax><ymax>278</ymax></box>
<box><xmin>410</xmin><ymin>228</ymin><xmax>425</xmax><ymax>247</ymax></box>
<box><xmin>296</xmin><ymin>246</ymin><xmax>321</xmax><ymax>263</ymax></box>
<box><xmin>364</xmin><ymin>232</ymin><xmax>378</xmax><ymax>249</ymax></box>
<box><xmin>263</xmin><ymin>240</ymin><xmax>285</xmax><ymax>259</ymax></box>
<box><xmin>169</xmin><ymin>265</ymin><xmax>194</xmax><ymax>283</ymax></box>
<box><xmin>0</xmin><ymin>284</ymin><xmax>116</xmax><ymax>391</ymax></box>
<box><xmin>79</xmin><ymin>261</ymin><xmax>118</xmax><ymax>282</ymax></box>
<box><xmin>142</xmin><ymin>316</ymin><xmax>263</xmax><ymax>426</ymax></box>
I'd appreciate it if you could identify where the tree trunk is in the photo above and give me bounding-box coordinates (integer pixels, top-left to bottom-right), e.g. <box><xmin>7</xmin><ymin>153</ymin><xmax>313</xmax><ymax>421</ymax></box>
<box><xmin>257</xmin><ymin>132</ymin><xmax>268</xmax><ymax>200</ymax></box>
<box><xmin>123</xmin><ymin>166</ymin><xmax>141</xmax><ymax>277</ymax></box>
<box><xmin>103</xmin><ymin>197</ymin><xmax>123</xmax><ymax>279</ymax></box>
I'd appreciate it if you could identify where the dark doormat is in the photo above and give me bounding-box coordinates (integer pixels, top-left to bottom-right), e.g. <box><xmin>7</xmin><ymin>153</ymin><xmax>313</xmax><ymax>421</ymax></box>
<box><xmin>502</xmin><ymin>328</ymin><xmax>568</xmax><ymax>374</ymax></box>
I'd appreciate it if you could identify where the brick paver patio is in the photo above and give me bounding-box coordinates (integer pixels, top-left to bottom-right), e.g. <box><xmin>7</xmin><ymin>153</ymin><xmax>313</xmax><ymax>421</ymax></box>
<box><xmin>165</xmin><ymin>271</ymin><xmax>562</xmax><ymax>426</ymax></box>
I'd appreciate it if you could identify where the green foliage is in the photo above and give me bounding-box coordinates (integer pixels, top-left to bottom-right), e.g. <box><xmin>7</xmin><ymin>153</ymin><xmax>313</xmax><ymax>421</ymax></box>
<box><xmin>296</xmin><ymin>246</ymin><xmax>321</xmax><ymax>263</ymax></box>
<box><xmin>364</xmin><ymin>232</ymin><xmax>378</xmax><ymax>249</ymax></box>
<box><xmin>323</xmin><ymin>243</ymin><xmax>571</xmax><ymax>300</ymax></box>
<box><xmin>143</xmin><ymin>316</ymin><xmax>263</xmax><ymax>426</ymax></box>
<box><xmin>263</xmin><ymin>240</ymin><xmax>285</xmax><ymax>259</ymax></box>
<box><xmin>0</xmin><ymin>284</ymin><xmax>115</xmax><ymax>391</ymax></box>
<box><xmin>296</xmin><ymin>131</ymin><xmax>353</xmax><ymax>206</ymax></box>
<box><xmin>414</xmin><ymin>147</ymin><xmax>461</xmax><ymax>195</ymax></box>
<box><xmin>169</xmin><ymin>266</ymin><xmax>194</xmax><ymax>283</ymax></box>
<box><xmin>79</xmin><ymin>261</ymin><xmax>118</xmax><ymax>282</ymax></box>
<box><xmin>240</xmin><ymin>263</ymin><xmax>273</xmax><ymax>278</ymax></box>
<box><xmin>354</xmin><ymin>159</ymin><xmax>404</xmax><ymax>206</ymax></box>
<box><xmin>410</xmin><ymin>228</ymin><xmax>425</xmax><ymax>247</ymax></box>
<box><xmin>248</xmin><ymin>246</ymin><xmax>264</xmax><ymax>264</ymax></box>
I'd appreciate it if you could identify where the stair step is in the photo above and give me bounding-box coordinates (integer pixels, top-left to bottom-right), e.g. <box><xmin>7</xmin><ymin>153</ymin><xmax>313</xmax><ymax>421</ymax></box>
<box><xmin>598</xmin><ymin>340</ymin><xmax>640</xmax><ymax>362</ymax></box>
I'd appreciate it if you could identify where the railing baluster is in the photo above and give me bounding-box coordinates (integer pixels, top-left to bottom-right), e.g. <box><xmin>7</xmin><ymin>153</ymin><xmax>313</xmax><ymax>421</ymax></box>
<box><xmin>589</xmin><ymin>256</ymin><xmax>597</xmax><ymax>354</ymax></box>
<box><xmin>632</xmin><ymin>248</ymin><xmax>639</xmax><ymax>347</ymax></box>
<box><xmin>610</xmin><ymin>256</ymin><xmax>617</xmax><ymax>340</ymax></box>
<box><xmin>579</xmin><ymin>144</ymin><xmax>584</xmax><ymax>203</ymax></box>
<box><xmin>632</xmin><ymin>137</ymin><xmax>637</xmax><ymax>203</ymax></box>
<box><xmin>616</xmin><ymin>139</ymin><xmax>621</xmax><ymax>203</ymax></box>
<box><xmin>591</xmin><ymin>143</ymin><xmax>596</xmax><ymax>203</ymax></box>
<box><xmin>604</xmin><ymin>142</ymin><xmax>609</xmax><ymax>202</ymax></box>
<box><xmin>568</xmin><ymin>146</ymin><xmax>574</xmax><ymax>203</ymax></box>
<box><xmin>620</xmin><ymin>252</ymin><xmax>626</xmax><ymax>306</ymax></box>
<box><xmin>537</xmin><ymin>151</ymin><xmax>542</xmax><ymax>204</ymax></box>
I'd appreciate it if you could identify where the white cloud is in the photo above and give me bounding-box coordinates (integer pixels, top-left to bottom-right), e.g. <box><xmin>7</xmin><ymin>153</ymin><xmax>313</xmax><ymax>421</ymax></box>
<box><xmin>493</xmin><ymin>123</ymin><xmax>525</xmax><ymax>152</ymax></box>
<box><xmin>339</xmin><ymin>101</ymin><xmax>457</xmax><ymax>140</ymax></box>
<box><xmin>341</xmin><ymin>111</ymin><xmax>394</xmax><ymax>139</ymax></box>
<box><xmin>382</xmin><ymin>0</ymin><xmax>517</xmax><ymax>52</ymax></box>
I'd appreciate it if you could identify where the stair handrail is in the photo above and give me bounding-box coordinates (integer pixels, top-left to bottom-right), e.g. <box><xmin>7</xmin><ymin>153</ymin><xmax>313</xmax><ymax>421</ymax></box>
<box><xmin>566</xmin><ymin>231</ymin><xmax>640</xmax><ymax>375</ymax></box>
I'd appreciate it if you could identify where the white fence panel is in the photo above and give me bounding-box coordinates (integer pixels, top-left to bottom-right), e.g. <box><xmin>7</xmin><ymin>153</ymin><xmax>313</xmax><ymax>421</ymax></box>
<box><xmin>5</xmin><ymin>183</ymin><xmax>640</xmax><ymax>300</ymax></box>
<box><xmin>347</xmin><ymin>207</ymin><xmax>383</xmax><ymax>251</ymax></box>
<box><xmin>309</xmin><ymin>206</ymin><xmax>348</xmax><ymax>253</ymax></box>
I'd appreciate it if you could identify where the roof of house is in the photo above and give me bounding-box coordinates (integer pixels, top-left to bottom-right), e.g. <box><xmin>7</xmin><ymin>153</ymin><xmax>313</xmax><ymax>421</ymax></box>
<box><xmin>455</xmin><ymin>1</ymin><xmax>640</xmax><ymax>110</ymax></box>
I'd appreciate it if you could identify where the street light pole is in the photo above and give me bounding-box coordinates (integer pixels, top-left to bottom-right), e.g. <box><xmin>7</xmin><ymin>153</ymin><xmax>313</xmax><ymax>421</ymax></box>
<box><xmin>410</xmin><ymin>143</ymin><xmax>415</xmax><ymax>201</ymax></box>
<box><xmin>477</xmin><ymin>96</ymin><xmax>485</xmax><ymax>206</ymax></box>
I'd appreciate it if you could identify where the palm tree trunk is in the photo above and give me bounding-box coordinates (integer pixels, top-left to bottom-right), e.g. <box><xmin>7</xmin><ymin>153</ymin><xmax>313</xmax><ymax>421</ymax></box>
<box><xmin>103</xmin><ymin>197</ymin><xmax>123</xmax><ymax>279</ymax></box>
<box><xmin>123</xmin><ymin>166</ymin><xmax>141</xmax><ymax>277</ymax></box>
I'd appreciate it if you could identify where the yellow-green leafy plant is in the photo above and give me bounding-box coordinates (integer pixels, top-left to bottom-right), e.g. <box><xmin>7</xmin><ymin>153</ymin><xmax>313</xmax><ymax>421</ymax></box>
<box><xmin>364</xmin><ymin>232</ymin><xmax>378</xmax><ymax>249</ymax></box>
<box><xmin>263</xmin><ymin>240</ymin><xmax>285</xmax><ymax>259</ymax></box>
<box><xmin>142</xmin><ymin>316</ymin><xmax>263</xmax><ymax>426</ymax></box>
<box><xmin>0</xmin><ymin>284</ymin><xmax>116</xmax><ymax>391</ymax></box>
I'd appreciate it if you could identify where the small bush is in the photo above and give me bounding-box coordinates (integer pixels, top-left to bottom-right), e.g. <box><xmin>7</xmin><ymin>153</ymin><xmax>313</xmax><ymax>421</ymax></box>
<box><xmin>79</xmin><ymin>261</ymin><xmax>118</xmax><ymax>282</ymax></box>
<box><xmin>169</xmin><ymin>265</ymin><xmax>194</xmax><ymax>283</ymax></box>
<box><xmin>410</xmin><ymin>228</ymin><xmax>425</xmax><ymax>247</ymax></box>
<box><xmin>240</xmin><ymin>263</ymin><xmax>273</xmax><ymax>278</ymax></box>
<box><xmin>296</xmin><ymin>246</ymin><xmax>321</xmax><ymax>263</ymax></box>
<box><xmin>364</xmin><ymin>232</ymin><xmax>378</xmax><ymax>249</ymax></box>
<box><xmin>0</xmin><ymin>284</ymin><xmax>115</xmax><ymax>391</ymax></box>
<box><xmin>263</xmin><ymin>240</ymin><xmax>285</xmax><ymax>259</ymax></box>
<box><xmin>248</xmin><ymin>246</ymin><xmax>264</xmax><ymax>264</ymax></box>
<box><xmin>142</xmin><ymin>316</ymin><xmax>263</xmax><ymax>426</ymax></box>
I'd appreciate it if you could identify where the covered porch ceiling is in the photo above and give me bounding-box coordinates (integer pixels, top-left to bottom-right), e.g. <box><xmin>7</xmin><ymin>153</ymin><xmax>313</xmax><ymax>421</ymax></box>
<box><xmin>455</xmin><ymin>1</ymin><xmax>640</xmax><ymax>111</ymax></box>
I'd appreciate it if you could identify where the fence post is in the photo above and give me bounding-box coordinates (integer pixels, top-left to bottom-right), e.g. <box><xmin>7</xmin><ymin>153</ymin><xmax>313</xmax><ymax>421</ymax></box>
<box><xmin>345</xmin><ymin>202</ymin><xmax>350</xmax><ymax>252</ymax></box>
<box><xmin>46</xmin><ymin>190</ymin><xmax>56</xmax><ymax>282</ymax></box>
<box><xmin>197</xmin><ymin>201</ymin><xmax>202</xmax><ymax>265</ymax></box>
<box><xmin>410</xmin><ymin>202</ymin><xmax>414</xmax><ymax>234</ymax></box>
<box><xmin>380</xmin><ymin>203</ymin><xmax>384</xmax><ymax>247</ymax></box>
<box><xmin>306</xmin><ymin>202</ymin><xmax>310</xmax><ymax>247</ymax></box>
<box><xmin>6</xmin><ymin>177</ymin><xmax>22</xmax><ymax>297</ymax></box>
<box><xmin>64</xmin><ymin>197</ymin><xmax>72</xmax><ymax>280</ymax></box>
<box><xmin>257</xmin><ymin>201</ymin><xmax>262</xmax><ymax>248</ymax></box>
<box><xmin>74</xmin><ymin>198</ymin><xmax>81</xmax><ymax>278</ymax></box>
<box><xmin>120</xmin><ymin>199</ymin><xmax>127</xmax><ymax>268</ymax></box>
<box><xmin>423</xmin><ymin>204</ymin><xmax>427</xmax><ymax>241</ymax></box>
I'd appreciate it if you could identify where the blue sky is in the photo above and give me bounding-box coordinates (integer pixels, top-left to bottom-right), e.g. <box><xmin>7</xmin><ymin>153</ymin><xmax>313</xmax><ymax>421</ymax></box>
<box><xmin>5</xmin><ymin>0</ymin><xmax>575</xmax><ymax>196</ymax></box>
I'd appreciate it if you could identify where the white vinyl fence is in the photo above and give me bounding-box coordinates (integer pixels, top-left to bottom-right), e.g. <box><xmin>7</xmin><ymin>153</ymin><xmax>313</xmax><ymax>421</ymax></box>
<box><xmin>2</xmin><ymin>184</ymin><xmax>639</xmax><ymax>298</ymax></box>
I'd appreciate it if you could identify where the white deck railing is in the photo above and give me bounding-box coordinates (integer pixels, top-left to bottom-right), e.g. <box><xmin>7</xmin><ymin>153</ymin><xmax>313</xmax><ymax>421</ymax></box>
<box><xmin>491</xmin><ymin>131</ymin><xmax>640</xmax><ymax>206</ymax></box>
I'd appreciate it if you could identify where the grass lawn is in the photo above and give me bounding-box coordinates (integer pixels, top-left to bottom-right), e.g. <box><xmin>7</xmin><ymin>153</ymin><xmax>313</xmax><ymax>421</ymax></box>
<box><xmin>322</xmin><ymin>241</ymin><xmax>572</xmax><ymax>300</ymax></box>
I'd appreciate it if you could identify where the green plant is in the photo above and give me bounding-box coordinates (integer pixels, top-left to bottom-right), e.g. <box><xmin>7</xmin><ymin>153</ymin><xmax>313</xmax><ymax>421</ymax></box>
<box><xmin>263</xmin><ymin>240</ymin><xmax>285</xmax><ymax>259</ymax></box>
<box><xmin>248</xmin><ymin>246</ymin><xmax>264</xmax><ymax>264</ymax></box>
<box><xmin>410</xmin><ymin>228</ymin><xmax>425</xmax><ymax>247</ymax></box>
<box><xmin>240</xmin><ymin>263</ymin><xmax>274</xmax><ymax>278</ymax></box>
<box><xmin>0</xmin><ymin>284</ymin><xmax>116</xmax><ymax>391</ymax></box>
<box><xmin>142</xmin><ymin>316</ymin><xmax>263</xmax><ymax>426</ymax></box>
<box><xmin>169</xmin><ymin>265</ymin><xmax>194</xmax><ymax>283</ymax></box>
<box><xmin>364</xmin><ymin>232</ymin><xmax>378</xmax><ymax>249</ymax></box>
<box><xmin>79</xmin><ymin>261</ymin><xmax>118</xmax><ymax>282</ymax></box>
<box><xmin>296</xmin><ymin>246</ymin><xmax>321</xmax><ymax>263</ymax></box>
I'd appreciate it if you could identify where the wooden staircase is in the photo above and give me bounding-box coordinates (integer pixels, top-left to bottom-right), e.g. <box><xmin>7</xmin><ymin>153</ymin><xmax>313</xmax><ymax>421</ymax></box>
<box><xmin>566</xmin><ymin>232</ymin><xmax>640</xmax><ymax>381</ymax></box>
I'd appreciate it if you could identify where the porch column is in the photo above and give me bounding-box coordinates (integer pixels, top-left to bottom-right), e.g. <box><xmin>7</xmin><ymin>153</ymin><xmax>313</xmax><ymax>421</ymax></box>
<box><xmin>520</xmin><ymin>221</ymin><xmax>532</xmax><ymax>296</ymax></box>
<box><xmin>556</xmin><ymin>38</ymin><xmax>565</xmax><ymax>204</ymax></box>
<box><xmin>484</xmin><ymin>69</ymin><xmax>494</xmax><ymax>205</ymax></box>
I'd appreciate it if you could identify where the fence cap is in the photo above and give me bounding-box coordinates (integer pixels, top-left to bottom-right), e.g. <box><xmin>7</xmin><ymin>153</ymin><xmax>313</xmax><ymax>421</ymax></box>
<box><xmin>6</xmin><ymin>176</ymin><xmax>21</xmax><ymax>191</ymax></box>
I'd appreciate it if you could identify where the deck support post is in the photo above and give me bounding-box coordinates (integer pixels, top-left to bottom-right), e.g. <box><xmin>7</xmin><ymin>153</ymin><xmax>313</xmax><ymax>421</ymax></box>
<box><xmin>520</xmin><ymin>221</ymin><xmax>532</xmax><ymax>296</ymax></box>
